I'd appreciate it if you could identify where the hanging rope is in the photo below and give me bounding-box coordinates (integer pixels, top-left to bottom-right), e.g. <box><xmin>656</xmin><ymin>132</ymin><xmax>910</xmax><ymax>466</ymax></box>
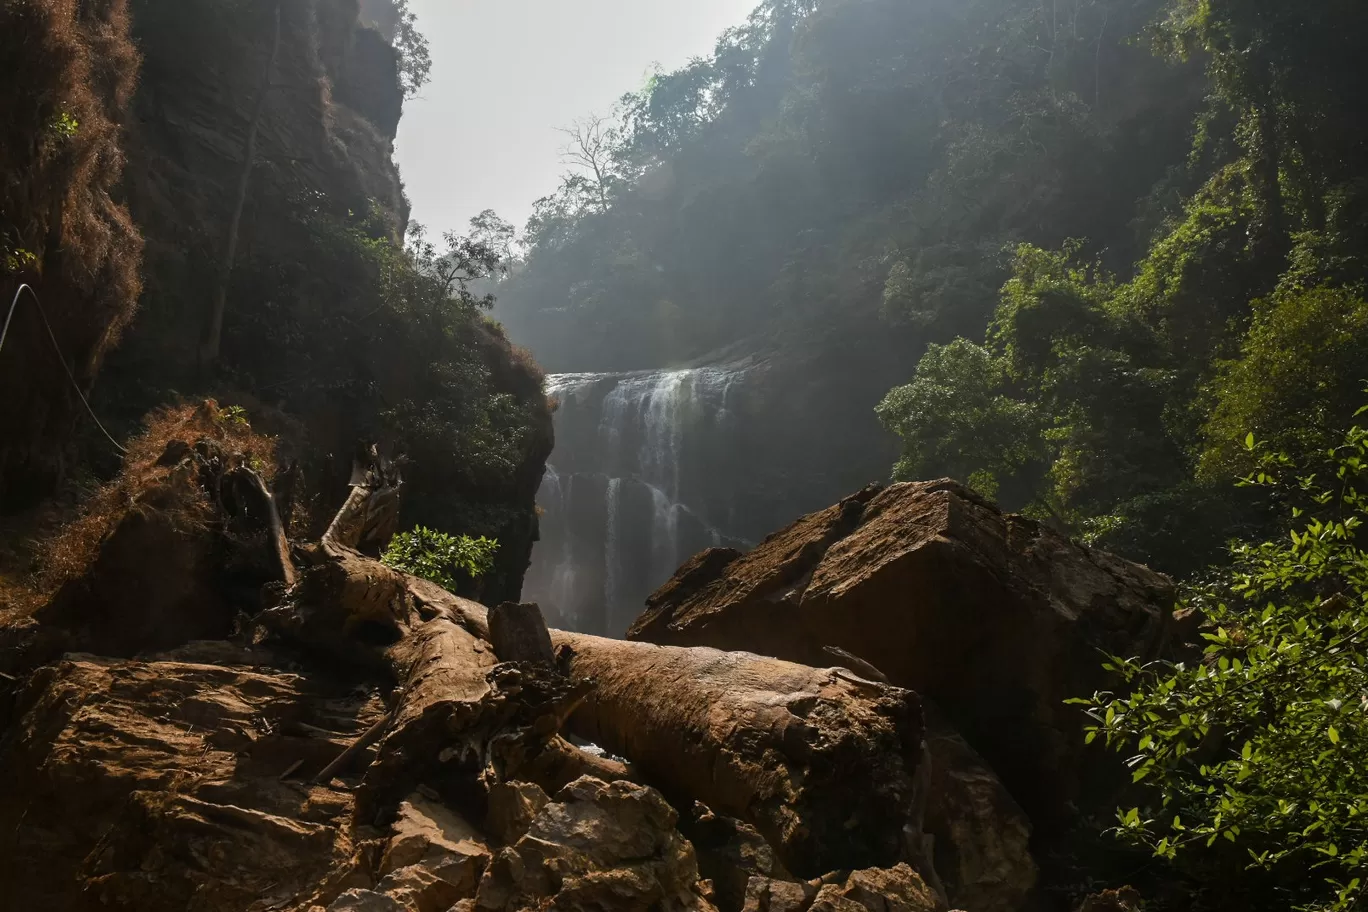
<box><xmin>1</xmin><ymin>283</ymin><xmax>127</xmax><ymax>455</ymax></box>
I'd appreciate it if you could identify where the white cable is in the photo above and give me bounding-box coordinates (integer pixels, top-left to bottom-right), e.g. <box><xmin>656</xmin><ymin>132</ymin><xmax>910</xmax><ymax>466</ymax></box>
<box><xmin>2</xmin><ymin>282</ymin><xmax>127</xmax><ymax>455</ymax></box>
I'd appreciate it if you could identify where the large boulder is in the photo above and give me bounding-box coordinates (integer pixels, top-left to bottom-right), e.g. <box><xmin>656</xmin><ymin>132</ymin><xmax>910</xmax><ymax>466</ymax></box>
<box><xmin>0</xmin><ymin>645</ymin><xmax>385</xmax><ymax>911</ymax></box>
<box><xmin>922</xmin><ymin>704</ymin><xmax>1037</xmax><ymax>911</ymax></box>
<box><xmin>474</xmin><ymin>776</ymin><xmax>717</xmax><ymax>911</ymax></box>
<box><xmin>629</xmin><ymin>480</ymin><xmax>1173</xmax><ymax>830</ymax></box>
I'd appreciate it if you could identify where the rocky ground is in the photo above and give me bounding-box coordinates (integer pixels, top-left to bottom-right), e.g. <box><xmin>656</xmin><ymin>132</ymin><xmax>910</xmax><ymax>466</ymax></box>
<box><xmin>0</xmin><ymin>407</ymin><xmax>1169</xmax><ymax>912</ymax></box>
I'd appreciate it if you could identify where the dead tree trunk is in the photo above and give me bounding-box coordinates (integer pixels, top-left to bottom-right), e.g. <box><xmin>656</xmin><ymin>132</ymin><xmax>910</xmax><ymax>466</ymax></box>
<box><xmin>259</xmin><ymin>479</ymin><xmax>925</xmax><ymax>875</ymax></box>
<box><xmin>257</xmin><ymin>478</ymin><xmax>628</xmax><ymax>819</ymax></box>
<box><xmin>447</xmin><ymin>602</ymin><xmax>925</xmax><ymax>878</ymax></box>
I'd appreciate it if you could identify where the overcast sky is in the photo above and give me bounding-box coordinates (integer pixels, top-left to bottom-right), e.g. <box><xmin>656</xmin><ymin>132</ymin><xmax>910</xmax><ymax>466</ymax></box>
<box><xmin>395</xmin><ymin>0</ymin><xmax>757</xmax><ymax>240</ymax></box>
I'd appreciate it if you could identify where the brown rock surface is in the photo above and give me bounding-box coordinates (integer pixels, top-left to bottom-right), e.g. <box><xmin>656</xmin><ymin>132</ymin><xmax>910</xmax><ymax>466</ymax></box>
<box><xmin>485</xmin><ymin>780</ymin><xmax>551</xmax><ymax>845</ymax></box>
<box><xmin>923</xmin><ymin>705</ymin><xmax>1037</xmax><ymax>911</ymax></box>
<box><xmin>686</xmin><ymin>804</ymin><xmax>794</xmax><ymax>912</ymax></box>
<box><xmin>0</xmin><ymin>650</ymin><xmax>384</xmax><ymax>911</ymax></box>
<box><xmin>743</xmin><ymin>864</ymin><xmax>943</xmax><ymax>912</ymax></box>
<box><xmin>474</xmin><ymin>776</ymin><xmax>718</xmax><ymax>911</ymax></box>
<box><xmin>630</xmin><ymin>479</ymin><xmax>1173</xmax><ymax>827</ymax></box>
<box><xmin>380</xmin><ymin>796</ymin><xmax>490</xmax><ymax>882</ymax></box>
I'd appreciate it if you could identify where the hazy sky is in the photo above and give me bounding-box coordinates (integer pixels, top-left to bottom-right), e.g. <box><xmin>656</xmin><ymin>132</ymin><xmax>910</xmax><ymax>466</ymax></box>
<box><xmin>395</xmin><ymin>0</ymin><xmax>757</xmax><ymax>240</ymax></box>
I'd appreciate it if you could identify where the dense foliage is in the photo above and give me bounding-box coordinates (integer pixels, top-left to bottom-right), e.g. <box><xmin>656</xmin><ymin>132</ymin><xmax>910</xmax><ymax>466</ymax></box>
<box><xmin>382</xmin><ymin>526</ymin><xmax>499</xmax><ymax>592</ymax></box>
<box><xmin>868</xmin><ymin>0</ymin><xmax>1368</xmax><ymax>572</ymax></box>
<box><xmin>494</xmin><ymin>0</ymin><xmax>1368</xmax><ymax>578</ymax></box>
<box><xmin>1082</xmin><ymin>412</ymin><xmax>1368</xmax><ymax>912</ymax></box>
<box><xmin>494</xmin><ymin>0</ymin><xmax>1196</xmax><ymax>373</ymax></box>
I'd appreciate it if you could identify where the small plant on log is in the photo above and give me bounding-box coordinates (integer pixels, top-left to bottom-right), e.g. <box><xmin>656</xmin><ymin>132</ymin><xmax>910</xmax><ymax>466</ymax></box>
<box><xmin>381</xmin><ymin>526</ymin><xmax>498</xmax><ymax>590</ymax></box>
<box><xmin>1079</xmin><ymin>404</ymin><xmax>1368</xmax><ymax>911</ymax></box>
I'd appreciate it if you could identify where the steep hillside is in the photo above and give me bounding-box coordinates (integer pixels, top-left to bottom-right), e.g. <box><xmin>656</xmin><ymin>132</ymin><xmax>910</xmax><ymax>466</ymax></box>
<box><xmin>0</xmin><ymin>0</ymin><xmax>553</xmax><ymax>601</ymax></box>
<box><xmin>503</xmin><ymin>0</ymin><xmax>1206</xmax><ymax>615</ymax></box>
<box><xmin>0</xmin><ymin>0</ymin><xmax>143</xmax><ymax>509</ymax></box>
<box><xmin>498</xmin><ymin>0</ymin><xmax>1368</xmax><ymax>582</ymax></box>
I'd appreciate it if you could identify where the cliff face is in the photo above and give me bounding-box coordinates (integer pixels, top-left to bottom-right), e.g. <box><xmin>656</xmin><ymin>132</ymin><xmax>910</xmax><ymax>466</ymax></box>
<box><xmin>116</xmin><ymin>0</ymin><xmax>407</xmax><ymax>374</ymax></box>
<box><xmin>95</xmin><ymin>0</ymin><xmax>551</xmax><ymax>601</ymax></box>
<box><xmin>0</xmin><ymin>0</ymin><xmax>143</xmax><ymax>510</ymax></box>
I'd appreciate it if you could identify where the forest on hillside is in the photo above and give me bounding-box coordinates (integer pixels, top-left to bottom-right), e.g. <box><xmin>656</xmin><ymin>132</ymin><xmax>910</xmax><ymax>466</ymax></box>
<box><xmin>493</xmin><ymin>0</ymin><xmax>1368</xmax><ymax>579</ymax></box>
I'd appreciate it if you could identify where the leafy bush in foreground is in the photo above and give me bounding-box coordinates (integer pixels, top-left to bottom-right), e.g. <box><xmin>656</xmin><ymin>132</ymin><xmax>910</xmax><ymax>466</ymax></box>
<box><xmin>1081</xmin><ymin>407</ymin><xmax>1368</xmax><ymax>911</ymax></box>
<box><xmin>382</xmin><ymin>526</ymin><xmax>499</xmax><ymax>592</ymax></box>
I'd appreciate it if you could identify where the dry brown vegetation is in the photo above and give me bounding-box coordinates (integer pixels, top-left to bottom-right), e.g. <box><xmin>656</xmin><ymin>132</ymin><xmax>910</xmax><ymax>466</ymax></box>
<box><xmin>0</xmin><ymin>0</ymin><xmax>144</xmax><ymax>505</ymax></box>
<box><xmin>0</xmin><ymin>401</ymin><xmax>275</xmax><ymax>617</ymax></box>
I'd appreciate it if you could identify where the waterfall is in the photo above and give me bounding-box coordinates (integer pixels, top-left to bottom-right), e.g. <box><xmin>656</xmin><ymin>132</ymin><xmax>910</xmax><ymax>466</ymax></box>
<box><xmin>522</xmin><ymin>366</ymin><xmax>751</xmax><ymax>637</ymax></box>
<box><xmin>603</xmin><ymin>477</ymin><xmax>622</xmax><ymax>633</ymax></box>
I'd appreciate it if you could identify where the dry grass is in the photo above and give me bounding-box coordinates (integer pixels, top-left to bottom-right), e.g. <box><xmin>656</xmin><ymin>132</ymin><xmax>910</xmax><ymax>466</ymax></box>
<box><xmin>0</xmin><ymin>0</ymin><xmax>143</xmax><ymax>349</ymax></box>
<box><xmin>0</xmin><ymin>401</ymin><xmax>276</xmax><ymax>618</ymax></box>
<box><xmin>0</xmin><ymin>0</ymin><xmax>144</xmax><ymax>505</ymax></box>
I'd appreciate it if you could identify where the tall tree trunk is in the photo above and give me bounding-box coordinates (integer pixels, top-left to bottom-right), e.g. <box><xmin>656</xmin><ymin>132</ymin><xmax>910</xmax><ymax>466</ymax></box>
<box><xmin>201</xmin><ymin>0</ymin><xmax>283</xmax><ymax>371</ymax></box>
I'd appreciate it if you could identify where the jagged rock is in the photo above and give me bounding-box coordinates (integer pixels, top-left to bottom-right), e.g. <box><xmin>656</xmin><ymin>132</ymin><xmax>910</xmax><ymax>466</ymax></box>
<box><xmin>1076</xmin><ymin>887</ymin><xmax>1143</xmax><ymax>912</ymax></box>
<box><xmin>923</xmin><ymin>705</ymin><xmax>1037</xmax><ymax>911</ymax></box>
<box><xmin>807</xmin><ymin>865</ymin><xmax>944</xmax><ymax>912</ymax></box>
<box><xmin>630</xmin><ymin>479</ymin><xmax>1173</xmax><ymax>829</ymax></box>
<box><xmin>485</xmin><ymin>780</ymin><xmax>550</xmax><ymax>845</ymax></box>
<box><xmin>0</xmin><ymin>653</ymin><xmax>383</xmax><ymax>910</ymax></box>
<box><xmin>474</xmin><ymin>776</ymin><xmax>718</xmax><ymax>911</ymax></box>
<box><xmin>328</xmin><ymin>889</ymin><xmax>407</xmax><ymax>912</ymax></box>
<box><xmin>380</xmin><ymin>796</ymin><xmax>490</xmax><ymax>888</ymax></box>
<box><xmin>378</xmin><ymin>863</ymin><xmax>475</xmax><ymax>912</ymax></box>
<box><xmin>742</xmin><ymin>877</ymin><xmax>818</xmax><ymax>912</ymax></box>
<box><xmin>686</xmin><ymin>804</ymin><xmax>793</xmax><ymax>912</ymax></box>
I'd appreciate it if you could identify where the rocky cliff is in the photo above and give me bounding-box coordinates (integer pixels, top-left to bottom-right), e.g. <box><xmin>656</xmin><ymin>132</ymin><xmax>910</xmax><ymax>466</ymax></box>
<box><xmin>0</xmin><ymin>0</ymin><xmax>143</xmax><ymax>509</ymax></box>
<box><xmin>2</xmin><ymin>0</ymin><xmax>553</xmax><ymax>603</ymax></box>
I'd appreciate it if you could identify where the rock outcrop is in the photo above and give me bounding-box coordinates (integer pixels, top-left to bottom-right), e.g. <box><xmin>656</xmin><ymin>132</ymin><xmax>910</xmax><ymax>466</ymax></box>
<box><xmin>475</xmin><ymin>776</ymin><xmax>717</xmax><ymax>912</ymax></box>
<box><xmin>0</xmin><ymin>643</ymin><xmax>382</xmax><ymax>911</ymax></box>
<box><xmin>104</xmin><ymin>0</ymin><xmax>553</xmax><ymax>604</ymax></box>
<box><xmin>0</xmin><ymin>0</ymin><xmax>143</xmax><ymax>508</ymax></box>
<box><xmin>630</xmin><ymin>479</ymin><xmax>1174</xmax><ymax>834</ymax></box>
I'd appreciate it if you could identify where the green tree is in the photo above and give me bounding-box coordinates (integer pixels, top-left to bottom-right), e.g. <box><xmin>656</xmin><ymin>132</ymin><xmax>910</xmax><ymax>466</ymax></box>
<box><xmin>1082</xmin><ymin>412</ymin><xmax>1368</xmax><ymax>911</ymax></box>
<box><xmin>876</xmin><ymin>338</ymin><xmax>1042</xmax><ymax>504</ymax></box>
<box><xmin>1202</xmin><ymin>286</ymin><xmax>1368</xmax><ymax>480</ymax></box>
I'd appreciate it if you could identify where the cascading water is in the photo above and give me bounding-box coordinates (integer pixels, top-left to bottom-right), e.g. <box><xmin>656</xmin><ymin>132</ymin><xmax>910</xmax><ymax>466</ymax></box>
<box><xmin>523</xmin><ymin>366</ymin><xmax>750</xmax><ymax>637</ymax></box>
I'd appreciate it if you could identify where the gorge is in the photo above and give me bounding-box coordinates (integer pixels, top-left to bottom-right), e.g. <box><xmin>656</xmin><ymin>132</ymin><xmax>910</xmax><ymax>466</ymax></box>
<box><xmin>2</xmin><ymin>0</ymin><xmax>1366</xmax><ymax>910</ymax></box>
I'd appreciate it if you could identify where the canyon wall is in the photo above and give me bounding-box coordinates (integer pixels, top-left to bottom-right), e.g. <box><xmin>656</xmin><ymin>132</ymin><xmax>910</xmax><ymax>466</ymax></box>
<box><xmin>0</xmin><ymin>0</ymin><xmax>143</xmax><ymax>509</ymax></box>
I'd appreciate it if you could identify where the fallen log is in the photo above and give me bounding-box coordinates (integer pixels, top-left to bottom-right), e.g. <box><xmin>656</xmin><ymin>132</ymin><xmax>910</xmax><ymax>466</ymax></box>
<box><xmin>259</xmin><ymin>478</ymin><xmax>925</xmax><ymax>877</ymax></box>
<box><xmin>450</xmin><ymin>601</ymin><xmax>925</xmax><ymax>878</ymax></box>
<box><xmin>257</xmin><ymin>477</ymin><xmax>629</xmax><ymax>817</ymax></box>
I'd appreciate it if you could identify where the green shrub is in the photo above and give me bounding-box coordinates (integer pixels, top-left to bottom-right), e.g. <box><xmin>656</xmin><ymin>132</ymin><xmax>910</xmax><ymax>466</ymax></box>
<box><xmin>1201</xmin><ymin>285</ymin><xmax>1368</xmax><ymax>481</ymax></box>
<box><xmin>1080</xmin><ymin>406</ymin><xmax>1368</xmax><ymax>911</ymax></box>
<box><xmin>381</xmin><ymin>526</ymin><xmax>499</xmax><ymax>591</ymax></box>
